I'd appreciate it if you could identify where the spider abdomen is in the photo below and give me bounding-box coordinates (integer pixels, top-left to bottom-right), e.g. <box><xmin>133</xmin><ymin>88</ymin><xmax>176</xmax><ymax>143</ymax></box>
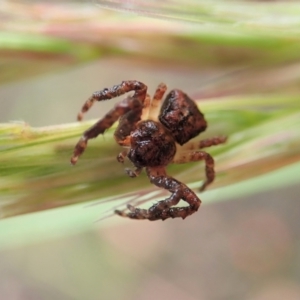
<box><xmin>128</xmin><ymin>120</ymin><xmax>176</xmax><ymax>168</ymax></box>
<box><xmin>159</xmin><ymin>89</ymin><xmax>207</xmax><ymax>145</ymax></box>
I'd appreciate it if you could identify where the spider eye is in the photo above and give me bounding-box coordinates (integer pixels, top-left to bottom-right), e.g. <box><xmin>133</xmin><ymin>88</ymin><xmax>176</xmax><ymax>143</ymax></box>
<box><xmin>159</xmin><ymin>90</ymin><xmax>207</xmax><ymax>145</ymax></box>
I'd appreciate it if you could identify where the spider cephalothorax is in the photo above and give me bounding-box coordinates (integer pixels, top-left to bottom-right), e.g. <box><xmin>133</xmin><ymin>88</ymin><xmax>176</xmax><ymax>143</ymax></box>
<box><xmin>127</xmin><ymin>120</ymin><xmax>176</xmax><ymax>168</ymax></box>
<box><xmin>71</xmin><ymin>80</ymin><xmax>227</xmax><ymax>221</ymax></box>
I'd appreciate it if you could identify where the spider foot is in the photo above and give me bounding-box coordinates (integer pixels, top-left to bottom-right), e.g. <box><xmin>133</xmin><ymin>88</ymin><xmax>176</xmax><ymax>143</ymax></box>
<box><xmin>115</xmin><ymin>202</ymin><xmax>199</xmax><ymax>221</ymax></box>
<box><xmin>199</xmin><ymin>181</ymin><xmax>209</xmax><ymax>192</ymax></box>
<box><xmin>71</xmin><ymin>136</ymin><xmax>88</xmax><ymax>165</ymax></box>
<box><xmin>199</xmin><ymin>167</ymin><xmax>215</xmax><ymax>192</ymax></box>
<box><xmin>115</xmin><ymin>204</ymin><xmax>150</xmax><ymax>220</ymax></box>
<box><xmin>117</xmin><ymin>151</ymin><xmax>126</xmax><ymax>163</ymax></box>
<box><xmin>125</xmin><ymin>168</ymin><xmax>142</xmax><ymax>178</ymax></box>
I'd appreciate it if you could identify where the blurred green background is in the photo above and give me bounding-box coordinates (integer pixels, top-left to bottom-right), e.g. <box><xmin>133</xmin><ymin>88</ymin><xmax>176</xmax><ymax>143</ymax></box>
<box><xmin>0</xmin><ymin>1</ymin><xmax>300</xmax><ymax>299</ymax></box>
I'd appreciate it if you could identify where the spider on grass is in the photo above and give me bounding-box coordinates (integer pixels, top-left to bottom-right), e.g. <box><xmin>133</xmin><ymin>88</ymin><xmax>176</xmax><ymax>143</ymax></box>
<box><xmin>71</xmin><ymin>80</ymin><xmax>227</xmax><ymax>221</ymax></box>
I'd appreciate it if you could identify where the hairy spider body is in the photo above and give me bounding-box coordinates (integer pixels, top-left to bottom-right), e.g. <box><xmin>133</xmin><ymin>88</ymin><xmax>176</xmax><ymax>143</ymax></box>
<box><xmin>159</xmin><ymin>89</ymin><xmax>207</xmax><ymax>145</ymax></box>
<box><xmin>71</xmin><ymin>80</ymin><xmax>227</xmax><ymax>221</ymax></box>
<box><xmin>128</xmin><ymin>120</ymin><xmax>176</xmax><ymax>168</ymax></box>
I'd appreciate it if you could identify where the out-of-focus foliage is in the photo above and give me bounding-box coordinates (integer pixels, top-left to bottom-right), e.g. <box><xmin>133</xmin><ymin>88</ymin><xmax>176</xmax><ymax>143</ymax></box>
<box><xmin>95</xmin><ymin>0</ymin><xmax>300</xmax><ymax>30</ymax></box>
<box><xmin>1</xmin><ymin>1</ymin><xmax>300</xmax><ymax>83</ymax></box>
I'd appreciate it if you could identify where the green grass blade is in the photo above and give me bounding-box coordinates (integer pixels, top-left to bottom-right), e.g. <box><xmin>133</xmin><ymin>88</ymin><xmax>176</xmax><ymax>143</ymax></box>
<box><xmin>0</xmin><ymin>95</ymin><xmax>299</xmax><ymax>219</ymax></box>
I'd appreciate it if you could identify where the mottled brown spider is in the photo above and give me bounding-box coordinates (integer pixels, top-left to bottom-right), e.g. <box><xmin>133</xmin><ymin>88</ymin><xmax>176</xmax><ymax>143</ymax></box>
<box><xmin>71</xmin><ymin>80</ymin><xmax>227</xmax><ymax>221</ymax></box>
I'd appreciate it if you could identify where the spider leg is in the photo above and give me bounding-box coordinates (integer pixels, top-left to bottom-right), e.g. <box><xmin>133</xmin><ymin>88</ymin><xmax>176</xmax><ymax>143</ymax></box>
<box><xmin>71</xmin><ymin>81</ymin><xmax>147</xmax><ymax>165</ymax></box>
<box><xmin>173</xmin><ymin>150</ymin><xmax>215</xmax><ymax>192</ymax></box>
<box><xmin>77</xmin><ymin>80</ymin><xmax>147</xmax><ymax>121</ymax></box>
<box><xmin>148</xmin><ymin>83</ymin><xmax>167</xmax><ymax>121</ymax></box>
<box><xmin>115</xmin><ymin>166</ymin><xmax>201</xmax><ymax>221</ymax></box>
<box><xmin>116</xmin><ymin>149</ymin><xmax>143</xmax><ymax>177</ymax></box>
<box><xmin>183</xmin><ymin>136</ymin><xmax>227</xmax><ymax>151</ymax></box>
<box><xmin>117</xmin><ymin>149</ymin><xmax>128</xmax><ymax>163</ymax></box>
<box><xmin>114</xmin><ymin>93</ymin><xmax>151</xmax><ymax>147</ymax></box>
<box><xmin>125</xmin><ymin>167</ymin><xmax>143</xmax><ymax>178</ymax></box>
<box><xmin>141</xmin><ymin>93</ymin><xmax>151</xmax><ymax>120</ymax></box>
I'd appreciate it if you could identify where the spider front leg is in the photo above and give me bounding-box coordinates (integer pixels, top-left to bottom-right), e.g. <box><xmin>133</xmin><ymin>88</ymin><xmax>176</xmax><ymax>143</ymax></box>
<box><xmin>70</xmin><ymin>81</ymin><xmax>147</xmax><ymax>165</ymax></box>
<box><xmin>117</xmin><ymin>149</ymin><xmax>128</xmax><ymax>164</ymax></box>
<box><xmin>115</xmin><ymin>167</ymin><xmax>201</xmax><ymax>221</ymax></box>
<box><xmin>173</xmin><ymin>150</ymin><xmax>215</xmax><ymax>192</ymax></box>
<box><xmin>77</xmin><ymin>80</ymin><xmax>147</xmax><ymax>121</ymax></box>
<box><xmin>125</xmin><ymin>167</ymin><xmax>143</xmax><ymax>178</ymax></box>
<box><xmin>117</xmin><ymin>149</ymin><xmax>143</xmax><ymax>178</ymax></box>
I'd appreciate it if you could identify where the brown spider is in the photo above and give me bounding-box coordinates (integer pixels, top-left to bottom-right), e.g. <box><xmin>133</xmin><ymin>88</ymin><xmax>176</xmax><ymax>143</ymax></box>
<box><xmin>71</xmin><ymin>80</ymin><xmax>227</xmax><ymax>221</ymax></box>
